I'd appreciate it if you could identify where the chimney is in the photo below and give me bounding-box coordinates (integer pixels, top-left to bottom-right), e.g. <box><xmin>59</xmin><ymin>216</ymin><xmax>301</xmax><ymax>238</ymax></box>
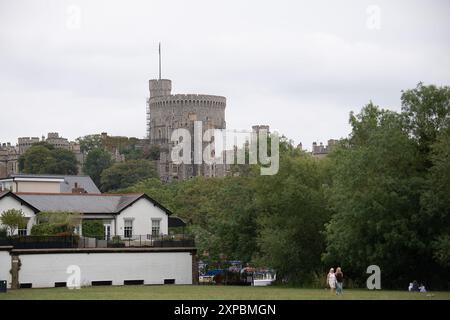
<box><xmin>72</xmin><ymin>182</ymin><xmax>87</xmax><ymax>194</ymax></box>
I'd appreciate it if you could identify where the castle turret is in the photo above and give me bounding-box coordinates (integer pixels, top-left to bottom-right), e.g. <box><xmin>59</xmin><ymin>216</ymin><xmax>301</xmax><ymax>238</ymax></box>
<box><xmin>149</xmin><ymin>79</ymin><xmax>172</xmax><ymax>98</ymax></box>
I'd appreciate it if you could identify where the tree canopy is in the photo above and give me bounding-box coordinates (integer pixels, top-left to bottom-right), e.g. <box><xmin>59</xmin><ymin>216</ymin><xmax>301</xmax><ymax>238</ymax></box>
<box><xmin>82</xmin><ymin>148</ymin><xmax>113</xmax><ymax>187</ymax></box>
<box><xmin>0</xmin><ymin>209</ymin><xmax>27</xmax><ymax>236</ymax></box>
<box><xmin>100</xmin><ymin>159</ymin><xmax>157</xmax><ymax>192</ymax></box>
<box><xmin>19</xmin><ymin>144</ymin><xmax>78</xmax><ymax>175</ymax></box>
<box><xmin>115</xmin><ymin>83</ymin><xmax>450</xmax><ymax>289</ymax></box>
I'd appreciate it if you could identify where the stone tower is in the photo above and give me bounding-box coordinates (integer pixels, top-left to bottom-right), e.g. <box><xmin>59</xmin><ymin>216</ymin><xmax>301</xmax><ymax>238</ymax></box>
<box><xmin>147</xmin><ymin>78</ymin><xmax>228</xmax><ymax>182</ymax></box>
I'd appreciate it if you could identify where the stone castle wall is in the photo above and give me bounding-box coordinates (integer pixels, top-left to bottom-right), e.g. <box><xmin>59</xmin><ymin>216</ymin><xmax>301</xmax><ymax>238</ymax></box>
<box><xmin>147</xmin><ymin>80</ymin><xmax>228</xmax><ymax>181</ymax></box>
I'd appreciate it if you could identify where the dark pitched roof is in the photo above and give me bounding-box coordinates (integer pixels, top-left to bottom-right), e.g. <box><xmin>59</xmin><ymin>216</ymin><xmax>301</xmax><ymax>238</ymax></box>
<box><xmin>0</xmin><ymin>192</ymin><xmax>172</xmax><ymax>215</ymax></box>
<box><xmin>60</xmin><ymin>176</ymin><xmax>100</xmax><ymax>193</ymax></box>
<box><xmin>0</xmin><ymin>191</ymin><xmax>40</xmax><ymax>213</ymax></box>
<box><xmin>168</xmin><ymin>216</ymin><xmax>187</xmax><ymax>228</ymax></box>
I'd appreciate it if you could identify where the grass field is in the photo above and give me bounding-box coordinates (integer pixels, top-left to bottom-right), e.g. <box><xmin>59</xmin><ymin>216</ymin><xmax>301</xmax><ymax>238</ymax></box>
<box><xmin>0</xmin><ymin>285</ymin><xmax>449</xmax><ymax>300</ymax></box>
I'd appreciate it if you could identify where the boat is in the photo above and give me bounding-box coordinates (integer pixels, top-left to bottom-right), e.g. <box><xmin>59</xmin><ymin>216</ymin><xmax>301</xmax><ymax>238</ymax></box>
<box><xmin>252</xmin><ymin>268</ymin><xmax>276</xmax><ymax>286</ymax></box>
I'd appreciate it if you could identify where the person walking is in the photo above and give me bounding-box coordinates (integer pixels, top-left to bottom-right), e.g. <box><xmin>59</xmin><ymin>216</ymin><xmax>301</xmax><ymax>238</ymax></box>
<box><xmin>335</xmin><ymin>267</ymin><xmax>344</xmax><ymax>295</ymax></box>
<box><xmin>326</xmin><ymin>268</ymin><xmax>336</xmax><ymax>293</ymax></box>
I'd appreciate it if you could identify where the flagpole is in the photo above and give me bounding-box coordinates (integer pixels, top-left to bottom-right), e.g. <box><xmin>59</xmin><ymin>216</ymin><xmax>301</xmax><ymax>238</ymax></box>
<box><xmin>159</xmin><ymin>42</ymin><xmax>161</xmax><ymax>80</ymax></box>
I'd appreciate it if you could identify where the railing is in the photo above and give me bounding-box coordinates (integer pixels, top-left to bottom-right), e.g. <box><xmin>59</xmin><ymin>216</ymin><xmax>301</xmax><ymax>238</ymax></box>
<box><xmin>0</xmin><ymin>234</ymin><xmax>195</xmax><ymax>249</ymax></box>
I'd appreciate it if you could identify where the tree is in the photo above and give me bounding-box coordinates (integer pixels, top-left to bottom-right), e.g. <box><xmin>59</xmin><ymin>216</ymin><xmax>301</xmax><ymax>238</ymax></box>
<box><xmin>100</xmin><ymin>160</ymin><xmax>157</xmax><ymax>191</ymax></box>
<box><xmin>174</xmin><ymin>176</ymin><xmax>258</xmax><ymax>266</ymax></box>
<box><xmin>76</xmin><ymin>134</ymin><xmax>103</xmax><ymax>153</ymax></box>
<box><xmin>145</xmin><ymin>145</ymin><xmax>161</xmax><ymax>161</ymax></box>
<box><xmin>19</xmin><ymin>144</ymin><xmax>78</xmax><ymax>175</ymax></box>
<box><xmin>82</xmin><ymin>148</ymin><xmax>113</xmax><ymax>187</ymax></box>
<box><xmin>19</xmin><ymin>145</ymin><xmax>55</xmax><ymax>174</ymax></box>
<box><xmin>48</xmin><ymin>149</ymin><xmax>78</xmax><ymax>175</ymax></box>
<box><xmin>401</xmin><ymin>83</ymin><xmax>450</xmax><ymax>167</ymax></box>
<box><xmin>422</xmin><ymin>126</ymin><xmax>450</xmax><ymax>268</ymax></box>
<box><xmin>322</xmin><ymin>102</ymin><xmax>447</xmax><ymax>288</ymax></box>
<box><xmin>0</xmin><ymin>209</ymin><xmax>27</xmax><ymax>236</ymax></box>
<box><xmin>254</xmin><ymin>143</ymin><xmax>331</xmax><ymax>285</ymax></box>
<box><xmin>82</xmin><ymin>220</ymin><xmax>105</xmax><ymax>239</ymax></box>
<box><xmin>31</xmin><ymin>211</ymin><xmax>82</xmax><ymax>236</ymax></box>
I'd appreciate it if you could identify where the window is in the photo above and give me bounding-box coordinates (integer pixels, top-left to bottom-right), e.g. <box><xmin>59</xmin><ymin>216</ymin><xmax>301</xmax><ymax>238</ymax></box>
<box><xmin>17</xmin><ymin>219</ymin><xmax>29</xmax><ymax>236</ymax></box>
<box><xmin>17</xmin><ymin>227</ymin><xmax>27</xmax><ymax>236</ymax></box>
<box><xmin>74</xmin><ymin>225</ymin><xmax>81</xmax><ymax>235</ymax></box>
<box><xmin>151</xmin><ymin>219</ymin><xmax>161</xmax><ymax>236</ymax></box>
<box><xmin>124</xmin><ymin>220</ymin><xmax>133</xmax><ymax>238</ymax></box>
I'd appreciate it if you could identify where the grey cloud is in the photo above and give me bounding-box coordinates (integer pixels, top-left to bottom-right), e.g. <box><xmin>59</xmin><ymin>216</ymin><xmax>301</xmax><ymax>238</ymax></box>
<box><xmin>0</xmin><ymin>0</ymin><xmax>449</xmax><ymax>149</ymax></box>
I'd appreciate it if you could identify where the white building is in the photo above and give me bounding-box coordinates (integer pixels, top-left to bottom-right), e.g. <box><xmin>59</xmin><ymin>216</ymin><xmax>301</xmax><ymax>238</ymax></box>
<box><xmin>0</xmin><ymin>191</ymin><xmax>173</xmax><ymax>238</ymax></box>
<box><xmin>0</xmin><ymin>191</ymin><xmax>197</xmax><ymax>288</ymax></box>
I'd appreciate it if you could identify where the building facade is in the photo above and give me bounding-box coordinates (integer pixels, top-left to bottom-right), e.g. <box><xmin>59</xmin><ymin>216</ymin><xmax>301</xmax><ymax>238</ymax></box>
<box><xmin>311</xmin><ymin>139</ymin><xmax>339</xmax><ymax>158</ymax></box>
<box><xmin>147</xmin><ymin>79</ymin><xmax>228</xmax><ymax>181</ymax></box>
<box><xmin>0</xmin><ymin>191</ymin><xmax>196</xmax><ymax>289</ymax></box>
<box><xmin>0</xmin><ymin>143</ymin><xmax>19</xmax><ymax>178</ymax></box>
<box><xmin>0</xmin><ymin>192</ymin><xmax>170</xmax><ymax>238</ymax></box>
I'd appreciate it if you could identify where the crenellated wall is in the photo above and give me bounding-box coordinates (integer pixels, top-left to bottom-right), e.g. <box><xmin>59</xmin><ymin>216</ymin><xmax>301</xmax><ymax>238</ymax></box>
<box><xmin>146</xmin><ymin>79</ymin><xmax>228</xmax><ymax>181</ymax></box>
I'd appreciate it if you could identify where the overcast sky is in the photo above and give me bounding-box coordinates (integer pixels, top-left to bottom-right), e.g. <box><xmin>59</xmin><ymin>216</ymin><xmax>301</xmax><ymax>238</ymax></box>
<box><xmin>1</xmin><ymin>0</ymin><xmax>449</xmax><ymax>150</ymax></box>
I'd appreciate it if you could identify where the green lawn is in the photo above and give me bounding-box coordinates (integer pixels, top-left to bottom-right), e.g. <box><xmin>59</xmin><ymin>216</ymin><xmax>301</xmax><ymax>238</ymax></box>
<box><xmin>0</xmin><ymin>285</ymin><xmax>449</xmax><ymax>300</ymax></box>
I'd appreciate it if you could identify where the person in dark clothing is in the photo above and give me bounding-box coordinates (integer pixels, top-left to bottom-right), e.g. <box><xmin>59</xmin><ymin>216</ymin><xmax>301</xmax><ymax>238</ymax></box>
<box><xmin>335</xmin><ymin>267</ymin><xmax>344</xmax><ymax>295</ymax></box>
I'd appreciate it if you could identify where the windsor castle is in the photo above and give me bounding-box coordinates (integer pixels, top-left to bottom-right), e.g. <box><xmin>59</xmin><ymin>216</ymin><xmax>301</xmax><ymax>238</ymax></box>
<box><xmin>146</xmin><ymin>78</ymin><xmax>228</xmax><ymax>181</ymax></box>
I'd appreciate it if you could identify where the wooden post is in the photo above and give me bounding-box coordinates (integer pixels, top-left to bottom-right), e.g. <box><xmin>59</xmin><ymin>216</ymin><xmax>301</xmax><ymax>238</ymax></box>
<box><xmin>10</xmin><ymin>255</ymin><xmax>21</xmax><ymax>289</ymax></box>
<box><xmin>191</xmin><ymin>251</ymin><xmax>199</xmax><ymax>285</ymax></box>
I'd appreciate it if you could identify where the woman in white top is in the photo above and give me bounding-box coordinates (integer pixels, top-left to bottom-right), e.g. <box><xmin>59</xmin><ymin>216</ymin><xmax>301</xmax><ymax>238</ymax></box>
<box><xmin>327</xmin><ymin>268</ymin><xmax>336</xmax><ymax>293</ymax></box>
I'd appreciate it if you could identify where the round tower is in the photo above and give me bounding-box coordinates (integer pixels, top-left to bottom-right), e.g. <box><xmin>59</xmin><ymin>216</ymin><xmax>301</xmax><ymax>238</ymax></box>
<box><xmin>149</xmin><ymin>79</ymin><xmax>172</xmax><ymax>98</ymax></box>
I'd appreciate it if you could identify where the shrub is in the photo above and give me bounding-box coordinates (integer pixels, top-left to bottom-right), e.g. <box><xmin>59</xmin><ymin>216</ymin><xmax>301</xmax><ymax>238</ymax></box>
<box><xmin>82</xmin><ymin>220</ymin><xmax>105</xmax><ymax>239</ymax></box>
<box><xmin>0</xmin><ymin>209</ymin><xmax>27</xmax><ymax>235</ymax></box>
<box><xmin>31</xmin><ymin>222</ymin><xmax>72</xmax><ymax>236</ymax></box>
<box><xmin>31</xmin><ymin>211</ymin><xmax>82</xmax><ymax>236</ymax></box>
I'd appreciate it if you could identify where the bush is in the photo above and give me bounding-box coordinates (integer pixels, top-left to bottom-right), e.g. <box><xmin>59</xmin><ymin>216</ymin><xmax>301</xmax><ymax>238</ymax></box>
<box><xmin>109</xmin><ymin>235</ymin><xmax>125</xmax><ymax>247</ymax></box>
<box><xmin>82</xmin><ymin>220</ymin><xmax>105</xmax><ymax>239</ymax></box>
<box><xmin>0</xmin><ymin>209</ymin><xmax>27</xmax><ymax>235</ymax></box>
<box><xmin>31</xmin><ymin>211</ymin><xmax>81</xmax><ymax>236</ymax></box>
<box><xmin>0</xmin><ymin>227</ymin><xmax>7</xmax><ymax>238</ymax></box>
<box><xmin>31</xmin><ymin>222</ymin><xmax>72</xmax><ymax>236</ymax></box>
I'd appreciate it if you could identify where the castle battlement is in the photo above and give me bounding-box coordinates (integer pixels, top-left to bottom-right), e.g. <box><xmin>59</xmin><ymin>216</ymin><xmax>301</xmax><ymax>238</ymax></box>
<box><xmin>149</xmin><ymin>94</ymin><xmax>226</xmax><ymax>105</ymax></box>
<box><xmin>146</xmin><ymin>78</ymin><xmax>228</xmax><ymax>181</ymax></box>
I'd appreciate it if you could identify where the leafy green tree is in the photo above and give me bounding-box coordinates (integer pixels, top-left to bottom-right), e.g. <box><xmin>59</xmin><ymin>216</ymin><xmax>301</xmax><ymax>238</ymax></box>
<box><xmin>19</xmin><ymin>145</ymin><xmax>55</xmax><ymax>174</ymax></box>
<box><xmin>48</xmin><ymin>149</ymin><xmax>78</xmax><ymax>175</ymax></box>
<box><xmin>116</xmin><ymin>178</ymin><xmax>180</xmax><ymax>212</ymax></box>
<box><xmin>174</xmin><ymin>176</ymin><xmax>258</xmax><ymax>265</ymax></box>
<box><xmin>83</xmin><ymin>148</ymin><xmax>113</xmax><ymax>186</ymax></box>
<box><xmin>401</xmin><ymin>83</ymin><xmax>450</xmax><ymax>167</ymax></box>
<box><xmin>19</xmin><ymin>144</ymin><xmax>78</xmax><ymax>175</ymax></box>
<box><xmin>0</xmin><ymin>209</ymin><xmax>27</xmax><ymax>236</ymax></box>
<box><xmin>145</xmin><ymin>145</ymin><xmax>161</xmax><ymax>160</ymax></box>
<box><xmin>76</xmin><ymin>134</ymin><xmax>103</xmax><ymax>153</ymax></box>
<box><xmin>254</xmin><ymin>145</ymin><xmax>331</xmax><ymax>285</ymax></box>
<box><xmin>323</xmin><ymin>102</ymin><xmax>445</xmax><ymax>288</ymax></box>
<box><xmin>100</xmin><ymin>160</ymin><xmax>157</xmax><ymax>191</ymax></box>
<box><xmin>422</xmin><ymin>126</ymin><xmax>450</xmax><ymax>268</ymax></box>
<box><xmin>121</xmin><ymin>148</ymin><xmax>144</xmax><ymax>160</ymax></box>
<box><xmin>31</xmin><ymin>211</ymin><xmax>82</xmax><ymax>236</ymax></box>
<box><xmin>82</xmin><ymin>220</ymin><xmax>105</xmax><ymax>239</ymax></box>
